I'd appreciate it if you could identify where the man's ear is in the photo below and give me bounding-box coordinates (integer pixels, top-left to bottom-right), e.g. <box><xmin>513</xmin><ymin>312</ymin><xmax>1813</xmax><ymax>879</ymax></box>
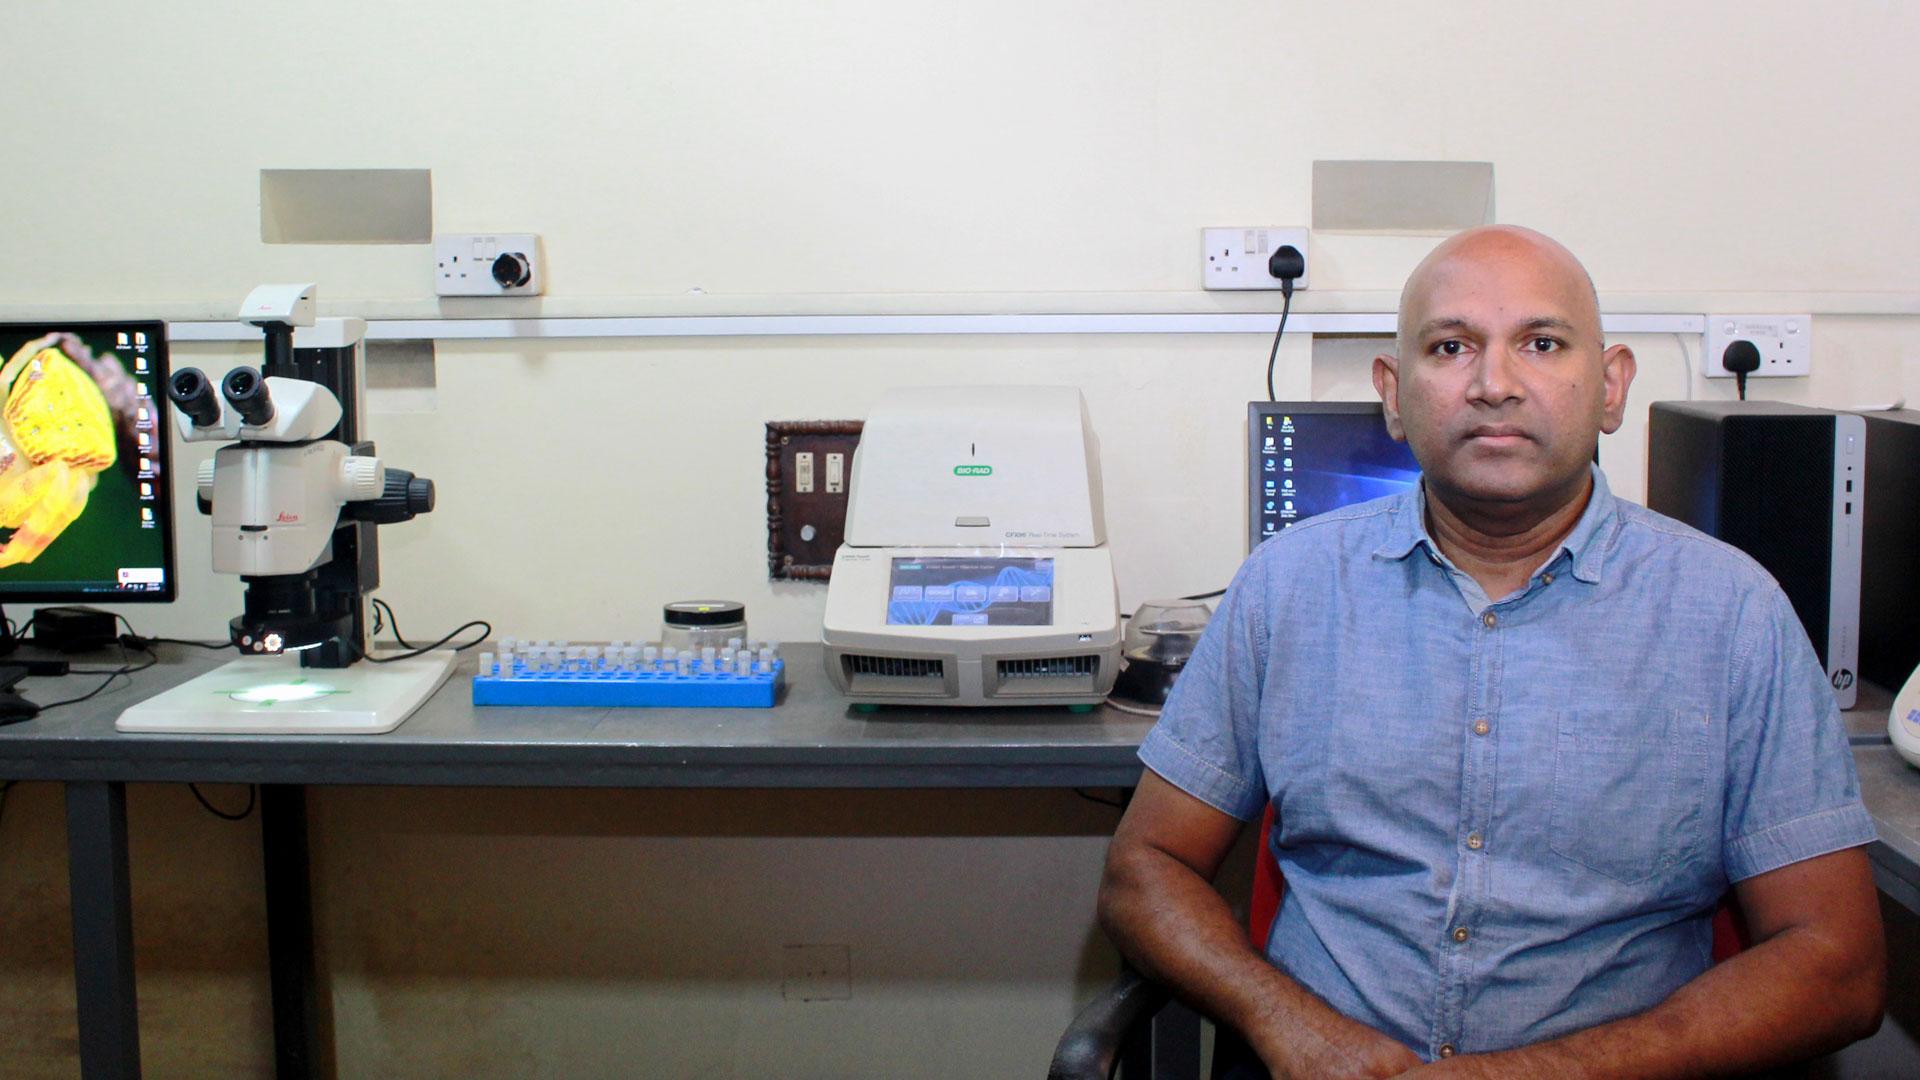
<box><xmin>1599</xmin><ymin>343</ymin><xmax>1637</xmax><ymax>435</ymax></box>
<box><xmin>1373</xmin><ymin>352</ymin><xmax>1407</xmax><ymax>441</ymax></box>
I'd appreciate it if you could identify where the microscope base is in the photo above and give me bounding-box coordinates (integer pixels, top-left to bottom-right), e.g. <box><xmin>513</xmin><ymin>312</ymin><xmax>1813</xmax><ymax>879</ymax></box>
<box><xmin>115</xmin><ymin>651</ymin><xmax>457</xmax><ymax>735</ymax></box>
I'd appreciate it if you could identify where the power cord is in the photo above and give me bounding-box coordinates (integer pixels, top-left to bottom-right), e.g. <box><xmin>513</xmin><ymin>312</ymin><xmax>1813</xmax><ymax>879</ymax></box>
<box><xmin>351</xmin><ymin>607</ymin><xmax>491</xmax><ymax>664</ymax></box>
<box><xmin>370</xmin><ymin>598</ymin><xmax>415</xmax><ymax>649</ymax></box>
<box><xmin>21</xmin><ymin>615</ymin><xmax>157</xmax><ymax>717</ymax></box>
<box><xmin>189</xmin><ymin>784</ymin><xmax>256</xmax><ymax>821</ymax></box>
<box><xmin>1074</xmin><ymin>788</ymin><xmax>1129</xmax><ymax>810</ymax></box>
<box><xmin>1264</xmin><ymin>245</ymin><xmax>1305</xmax><ymax>402</ymax></box>
<box><xmin>1673</xmin><ymin>333</ymin><xmax>1696</xmax><ymax>401</ymax></box>
<box><xmin>1723</xmin><ymin>339</ymin><xmax>1760</xmax><ymax>401</ymax></box>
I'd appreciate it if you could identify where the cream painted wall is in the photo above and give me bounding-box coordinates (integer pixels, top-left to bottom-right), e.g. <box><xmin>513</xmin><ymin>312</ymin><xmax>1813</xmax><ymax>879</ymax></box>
<box><xmin>6</xmin><ymin>1</ymin><xmax>1920</xmax><ymax>1077</ymax></box>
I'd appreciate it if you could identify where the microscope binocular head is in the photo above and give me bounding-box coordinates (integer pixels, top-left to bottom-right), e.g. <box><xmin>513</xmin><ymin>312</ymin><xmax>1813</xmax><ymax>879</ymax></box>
<box><xmin>166</xmin><ymin>366</ymin><xmax>341</xmax><ymax>444</ymax></box>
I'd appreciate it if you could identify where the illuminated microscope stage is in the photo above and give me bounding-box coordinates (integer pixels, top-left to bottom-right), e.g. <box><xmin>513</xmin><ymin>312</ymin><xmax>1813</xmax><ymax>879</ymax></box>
<box><xmin>115</xmin><ymin>651</ymin><xmax>457</xmax><ymax>735</ymax></box>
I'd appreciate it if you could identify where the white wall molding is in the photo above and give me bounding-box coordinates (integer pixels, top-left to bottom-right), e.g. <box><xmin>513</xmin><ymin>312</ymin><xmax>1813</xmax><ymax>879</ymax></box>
<box><xmin>158</xmin><ymin>310</ymin><xmax>1705</xmax><ymax>342</ymax></box>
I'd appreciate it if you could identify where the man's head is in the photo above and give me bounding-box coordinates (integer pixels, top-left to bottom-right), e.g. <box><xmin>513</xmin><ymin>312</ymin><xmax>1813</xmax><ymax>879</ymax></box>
<box><xmin>1372</xmin><ymin>225</ymin><xmax>1636</xmax><ymax>517</ymax></box>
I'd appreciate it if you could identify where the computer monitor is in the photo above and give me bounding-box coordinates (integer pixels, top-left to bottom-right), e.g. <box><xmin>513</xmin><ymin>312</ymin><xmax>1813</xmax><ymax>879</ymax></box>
<box><xmin>0</xmin><ymin>321</ymin><xmax>175</xmax><ymax>620</ymax></box>
<box><xmin>1248</xmin><ymin>401</ymin><xmax>1422</xmax><ymax>551</ymax></box>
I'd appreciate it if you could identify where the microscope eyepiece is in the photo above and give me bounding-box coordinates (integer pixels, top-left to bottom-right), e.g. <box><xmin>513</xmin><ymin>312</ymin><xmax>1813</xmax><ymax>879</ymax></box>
<box><xmin>222</xmin><ymin>366</ymin><xmax>275</xmax><ymax>428</ymax></box>
<box><xmin>166</xmin><ymin>368</ymin><xmax>223</xmax><ymax>428</ymax></box>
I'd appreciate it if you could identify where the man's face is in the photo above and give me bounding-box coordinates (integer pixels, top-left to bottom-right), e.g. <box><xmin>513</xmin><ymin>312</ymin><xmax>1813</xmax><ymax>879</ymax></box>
<box><xmin>1373</xmin><ymin>232</ymin><xmax>1635</xmax><ymax>511</ymax></box>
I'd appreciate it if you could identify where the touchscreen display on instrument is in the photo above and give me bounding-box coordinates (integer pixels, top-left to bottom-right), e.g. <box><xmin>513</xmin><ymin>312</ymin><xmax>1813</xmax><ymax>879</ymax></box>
<box><xmin>886</xmin><ymin>557</ymin><xmax>1054</xmax><ymax>626</ymax></box>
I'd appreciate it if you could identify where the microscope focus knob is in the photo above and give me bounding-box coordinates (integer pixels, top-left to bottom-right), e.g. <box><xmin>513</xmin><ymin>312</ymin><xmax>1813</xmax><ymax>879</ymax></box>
<box><xmin>339</xmin><ymin>456</ymin><xmax>385</xmax><ymax>502</ymax></box>
<box><xmin>403</xmin><ymin>474</ymin><xmax>435</xmax><ymax>514</ymax></box>
<box><xmin>196</xmin><ymin>460</ymin><xmax>216</xmax><ymax>502</ymax></box>
<box><xmin>352</xmin><ymin>469</ymin><xmax>436</xmax><ymax>524</ymax></box>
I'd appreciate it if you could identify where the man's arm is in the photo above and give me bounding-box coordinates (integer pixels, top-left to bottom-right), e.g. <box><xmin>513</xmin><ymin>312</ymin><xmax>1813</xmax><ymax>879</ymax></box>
<box><xmin>1098</xmin><ymin>768</ymin><xmax>1422</xmax><ymax>1080</ymax></box>
<box><xmin>1406</xmin><ymin>846</ymin><xmax>1886</xmax><ymax>1079</ymax></box>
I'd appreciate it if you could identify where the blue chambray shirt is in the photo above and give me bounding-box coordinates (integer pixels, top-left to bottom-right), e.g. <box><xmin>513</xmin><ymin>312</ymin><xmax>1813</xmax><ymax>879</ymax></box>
<box><xmin>1138</xmin><ymin>466</ymin><xmax>1876</xmax><ymax>1060</ymax></box>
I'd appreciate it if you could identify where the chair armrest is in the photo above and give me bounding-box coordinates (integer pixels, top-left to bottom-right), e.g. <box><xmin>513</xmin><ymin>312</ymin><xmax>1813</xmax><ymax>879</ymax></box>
<box><xmin>1048</xmin><ymin>965</ymin><xmax>1172</xmax><ymax>1080</ymax></box>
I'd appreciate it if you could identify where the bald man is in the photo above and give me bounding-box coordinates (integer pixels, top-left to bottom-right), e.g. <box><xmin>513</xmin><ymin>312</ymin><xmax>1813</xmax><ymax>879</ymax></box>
<box><xmin>1098</xmin><ymin>227</ymin><xmax>1885</xmax><ymax>1079</ymax></box>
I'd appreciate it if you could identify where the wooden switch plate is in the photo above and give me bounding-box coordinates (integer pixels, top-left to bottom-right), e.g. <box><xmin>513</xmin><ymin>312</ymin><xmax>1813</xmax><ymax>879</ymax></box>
<box><xmin>766</xmin><ymin>420</ymin><xmax>862</xmax><ymax>581</ymax></box>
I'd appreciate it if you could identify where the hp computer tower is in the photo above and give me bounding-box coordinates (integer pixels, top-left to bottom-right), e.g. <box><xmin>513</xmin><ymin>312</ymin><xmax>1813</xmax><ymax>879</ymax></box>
<box><xmin>1855</xmin><ymin>409</ymin><xmax>1920</xmax><ymax>690</ymax></box>
<box><xmin>1646</xmin><ymin>401</ymin><xmax>1863</xmax><ymax>708</ymax></box>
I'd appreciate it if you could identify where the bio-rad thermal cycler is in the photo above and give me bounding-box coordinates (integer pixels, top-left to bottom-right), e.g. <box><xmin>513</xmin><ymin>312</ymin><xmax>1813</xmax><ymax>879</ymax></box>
<box><xmin>821</xmin><ymin>386</ymin><xmax>1122</xmax><ymax>706</ymax></box>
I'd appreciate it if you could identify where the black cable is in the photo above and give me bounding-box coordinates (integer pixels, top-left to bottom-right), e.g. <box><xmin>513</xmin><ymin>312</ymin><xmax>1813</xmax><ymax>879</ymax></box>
<box><xmin>189</xmin><ymin>783</ymin><xmax>256</xmax><ymax>821</ymax></box>
<box><xmin>146</xmin><ymin>637</ymin><xmax>235</xmax><ymax>651</ymax></box>
<box><xmin>371</xmin><ymin>598</ymin><xmax>416</xmax><ymax>650</ymax></box>
<box><xmin>347</xmin><ymin>619</ymin><xmax>491</xmax><ymax>663</ymax></box>
<box><xmin>35</xmin><ymin>642</ymin><xmax>157</xmax><ymax>712</ymax></box>
<box><xmin>1074</xmin><ymin>788</ymin><xmax>1127</xmax><ymax>811</ymax></box>
<box><xmin>1120</xmin><ymin>587</ymin><xmax>1229</xmax><ymax>620</ymax></box>
<box><xmin>1265</xmin><ymin>283</ymin><xmax>1296</xmax><ymax>403</ymax></box>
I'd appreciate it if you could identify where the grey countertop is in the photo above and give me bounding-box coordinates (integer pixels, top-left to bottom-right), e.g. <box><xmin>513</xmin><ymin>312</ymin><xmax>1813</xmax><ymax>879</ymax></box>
<box><xmin>7</xmin><ymin>639</ymin><xmax>1919</xmax><ymax>914</ymax></box>
<box><xmin>0</xmin><ymin>641</ymin><xmax>1155</xmax><ymax>789</ymax></box>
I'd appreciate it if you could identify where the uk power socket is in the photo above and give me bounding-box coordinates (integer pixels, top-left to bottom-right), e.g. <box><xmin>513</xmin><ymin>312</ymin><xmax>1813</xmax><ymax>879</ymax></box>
<box><xmin>1202</xmin><ymin>228</ymin><xmax>1310</xmax><ymax>290</ymax></box>
<box><xmin>435</xmin><ymin>233</ymin><xmax>544</xmax><ymax>296</ymax></box>
<box><xmin>1702</xmin><ymin>315</ymin><xmax>1812</xmax><ymax>378</ymax></box>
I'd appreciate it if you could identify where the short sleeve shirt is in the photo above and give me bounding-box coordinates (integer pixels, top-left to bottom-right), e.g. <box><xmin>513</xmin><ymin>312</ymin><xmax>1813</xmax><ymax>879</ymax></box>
<box><xmin>1138</xmin><ymin>467</ymin><xmax>1876</xmax><ymax>1059</ymax></box>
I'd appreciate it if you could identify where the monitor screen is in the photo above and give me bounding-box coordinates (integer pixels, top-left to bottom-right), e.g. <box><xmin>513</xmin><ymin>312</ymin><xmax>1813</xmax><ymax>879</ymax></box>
<box><xmin>1249</xmin><ymin>401</ymin><xmax>1422</xmax><ymax>551</ymax></box>
<box><xmin>0</xmin><ymin>322</ymin><xmax>174</xmax><ymax>602</ymax></box>
<box><xmin>886</xmin><ymin>556</ymin><xmax>1054</xmax><ymax>626</ymax></box>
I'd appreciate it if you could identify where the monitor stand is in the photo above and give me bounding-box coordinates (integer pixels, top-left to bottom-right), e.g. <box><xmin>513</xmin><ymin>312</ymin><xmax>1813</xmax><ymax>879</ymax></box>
<box><xmin>115</xmin><ymin>651</ymin><xmax>457</xmax><ymax>735</ymax></box>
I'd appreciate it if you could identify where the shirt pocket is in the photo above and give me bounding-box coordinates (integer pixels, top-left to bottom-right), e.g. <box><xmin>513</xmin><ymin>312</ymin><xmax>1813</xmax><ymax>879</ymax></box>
<box><xmin>1548</xmin><ymin>708</ymin><xmax>1710</xmax><ymax>885</ymax></box>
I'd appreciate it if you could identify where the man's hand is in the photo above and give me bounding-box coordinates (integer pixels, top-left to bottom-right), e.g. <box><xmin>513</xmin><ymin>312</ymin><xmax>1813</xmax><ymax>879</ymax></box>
<box><xmin>1098</xmin><ymin>769</ymin><xmax>1421</xmax><ymax>1080</ymax></box>
<box><xmin>1379</xmin><ymin>847</ymin><xmax>1885</xmax><ymax>1080</ymax></box>
<box><xmin>1263</xmin><ymin>1008</ymin><xmax>1422</xmax><ymax>1080</ymax></box>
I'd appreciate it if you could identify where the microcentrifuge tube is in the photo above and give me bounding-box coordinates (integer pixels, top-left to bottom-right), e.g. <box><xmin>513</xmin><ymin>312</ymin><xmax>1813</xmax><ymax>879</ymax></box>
<box><xmin>479</xmin><ymin>652</ymin><xmax>494</xmax><ymax>675</ymax></box>
<box><xmin>735</xmin><ymin>656</ymin><xmax>750</xmax><ymax>677</ymax></box>
<box><xmin>677</xmin><ymin>655</ymin><xmax>692</xmax><ymax>676</ymax></box>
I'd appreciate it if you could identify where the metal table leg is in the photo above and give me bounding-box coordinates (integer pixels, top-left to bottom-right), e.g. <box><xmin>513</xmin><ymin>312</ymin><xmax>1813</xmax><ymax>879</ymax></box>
<box><xmin>65</xmin><ymin>780</ymin><xmax>141</xmax><ymax>1080</ymax></box>
<box><xmin>261</xmin><ymin>784</ymin><xmax>318</xmax><ymax>1080</ymax></box>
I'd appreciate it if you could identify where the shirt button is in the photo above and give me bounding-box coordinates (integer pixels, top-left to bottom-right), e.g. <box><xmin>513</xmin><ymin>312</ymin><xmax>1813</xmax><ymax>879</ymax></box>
<box><xmin>1453</xmin><ymin>926</ymin><xmax>1470</xmax><ymax>943</ymax></box>
<box><xmin>1473</xmin><ymin>719</ymin><xmax>1490</xmax><ymax>736</ymax></box>
<box><xmin>1439</xmin><ymin>1044</ymin><xmax>1456</xmax><ymax>1058</ymax></box>
<box><xmin>1543</xmin><ymin>572</ymin><xmax>1555</xmax><ymax>585</ymax></box>
<box><xmin>1466</xmin><ymin>833</ymin><xmax>1484</xmax><ymax>850</ymax></box>
<box><xmin>1482</xmin><ymin>612</ymin><xmax>1497</xmax><ymax>629</ymax></box>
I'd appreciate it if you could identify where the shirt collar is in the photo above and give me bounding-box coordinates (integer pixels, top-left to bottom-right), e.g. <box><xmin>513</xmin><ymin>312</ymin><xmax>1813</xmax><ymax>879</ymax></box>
<box><xmin>1373</xmin><ymin>464</ymin><xmax>1618</xmax><ymax>585</ymax></box>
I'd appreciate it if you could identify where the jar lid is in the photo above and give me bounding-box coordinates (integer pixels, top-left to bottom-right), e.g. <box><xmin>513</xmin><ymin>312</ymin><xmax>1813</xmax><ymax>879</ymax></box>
<box><xmin>663</xmin><ymin>600</ymin><xmax>746</xmax><ymax>627</ymax></box>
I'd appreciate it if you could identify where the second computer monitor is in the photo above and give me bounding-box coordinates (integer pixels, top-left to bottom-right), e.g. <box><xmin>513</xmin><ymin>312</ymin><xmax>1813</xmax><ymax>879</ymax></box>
<box><xmin>1248</xmin><ymin>401</ymin><xmax>1422</xmax><ymax>551</ymax></box>
<box><xmin>0</xmin><ymin>321</ymin><xmax>175</xmax><ymax>603</ymax></box>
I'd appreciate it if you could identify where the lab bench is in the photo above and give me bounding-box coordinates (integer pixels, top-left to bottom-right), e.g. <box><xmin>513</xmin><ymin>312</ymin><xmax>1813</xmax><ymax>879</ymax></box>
<box><xmin>4</xmin><ymin>643</ymin><xmax>1920</xmax><ymax>1079</ymax></box>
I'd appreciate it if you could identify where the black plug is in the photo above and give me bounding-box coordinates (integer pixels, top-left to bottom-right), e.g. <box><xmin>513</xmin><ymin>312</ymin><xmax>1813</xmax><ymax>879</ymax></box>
<box><xmin>1267</xmin><ymin>245</ymin><xmax>1305</xmax><ymax>297</ymax></box>
<box><xmin>1723</xmin><ymin>339</ymin><xmax>1760</xmax><ymax>401</ymax></box>
<box><xmin>1263</xmin><ymin>245</ymin><xmax>1306</xmax><ymax>402</ymax></box>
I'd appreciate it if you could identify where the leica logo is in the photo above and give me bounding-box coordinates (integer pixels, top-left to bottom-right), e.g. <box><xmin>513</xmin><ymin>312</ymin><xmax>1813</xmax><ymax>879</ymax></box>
<box><xmin>276</xmin><ymin>512</ymin><xmax>299</xmax><ymax>523</ymax></box>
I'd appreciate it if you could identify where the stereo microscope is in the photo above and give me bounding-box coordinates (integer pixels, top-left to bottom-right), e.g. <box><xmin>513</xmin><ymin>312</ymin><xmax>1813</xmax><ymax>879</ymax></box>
<box><xmin>118</xmin><ymin>285</ymin><xmax>454</xmax><ymax>734</ymax></box>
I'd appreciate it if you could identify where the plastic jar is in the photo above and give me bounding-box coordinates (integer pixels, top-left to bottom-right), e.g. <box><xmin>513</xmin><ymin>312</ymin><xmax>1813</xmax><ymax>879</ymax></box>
<box><xmin>660</xmin><ymin>600</ymin><xmax>748</xmax><ymax>652</ymax></box>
